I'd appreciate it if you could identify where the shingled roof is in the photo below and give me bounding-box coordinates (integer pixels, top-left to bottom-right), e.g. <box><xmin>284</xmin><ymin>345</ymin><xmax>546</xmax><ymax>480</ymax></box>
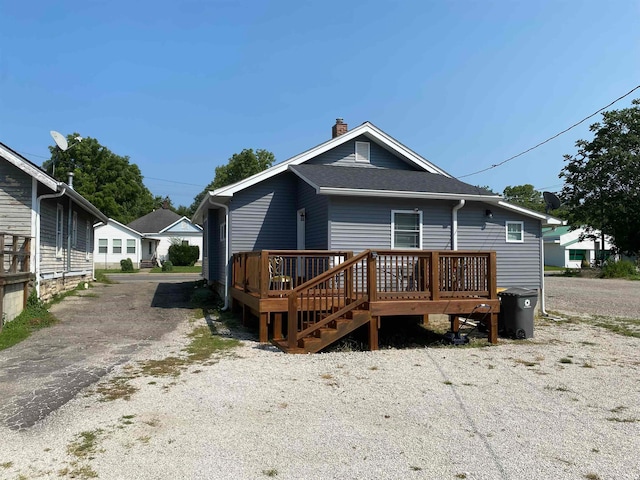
<box><xmin>127</xmin><ymin>208</ymin><xmax>183</xmax><ymax>234</ymax></box>
<box><xmin>289</xmin><ymin>164</ymin><xmax>495</xmax><ymax>197</ymax></box>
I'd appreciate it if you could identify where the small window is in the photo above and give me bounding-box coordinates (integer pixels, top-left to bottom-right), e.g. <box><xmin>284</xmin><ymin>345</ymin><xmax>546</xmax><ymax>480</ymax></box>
<box><xmin>98</xmin><ymin>239</ymin><xmax>108</xmax><ymax>254</ymax></box>
<box><xmin>355</xmin><ymin>141</ymin><xmax>370</xmax><ymax>163</ymax></box>
<box><xmin>506</xmin><ymin>221</ymin><xmax>524</xmax><ymax>243</ymax></box>
<box><xmin>126</xmin><ymin>239</ymin><xmax>136</xmax><ymax>254</ymax></box>
<box><xmin>56</xmin><ymin>204</ymin><xmax>64</xmax><ymax>258</ymax></box>
<box><xmin>569</xmin><ymin>249</ymin><xmax>586</xmax><ymax>261</ymax></box>
<box><xmin>392</xmin><ymin>210</ymin><xmax>422</xmax><ymax>249</ymax></box>
<box><xmin>148</xmin><ymin>242</ymin><xmax>153</xmax><ymax>255</ymax></box>
<box><xmin>85</xmin><ymin>223</ymin><xmax>91</xmax><ymax>259</ymax></box>
<box><xmin>220</xmin><ymin>221</ymin><xmax>226</xmax><ymax>242</ymax></box>
<box><xmin>113</xmin><ymin>239</ymin><xmax>122</xmax><ymax>254</ymax></box>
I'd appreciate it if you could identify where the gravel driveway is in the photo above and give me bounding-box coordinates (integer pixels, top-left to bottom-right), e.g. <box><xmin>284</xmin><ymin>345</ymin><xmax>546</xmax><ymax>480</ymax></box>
<box><xmin>1</xmin><ymin>275</ymin><xmax>639</xmax><ymax>480</ymax></box>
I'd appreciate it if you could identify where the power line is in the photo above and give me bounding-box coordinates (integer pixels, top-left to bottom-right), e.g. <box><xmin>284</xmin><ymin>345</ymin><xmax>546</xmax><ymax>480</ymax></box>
<box><xmin>458</xmin><ymin>84</ymin><xmax>640</xmax><ymax>179</ymax></box>
<box><xmin>143</xmin><ymin>176</ymin><xmax>206</xmax><ymax>188</ymax></box>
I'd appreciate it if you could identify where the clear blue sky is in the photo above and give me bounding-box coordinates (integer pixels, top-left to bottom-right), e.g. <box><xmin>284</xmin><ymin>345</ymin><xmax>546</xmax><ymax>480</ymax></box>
<box><xmin>2</xmin><ymin>0</ymin><xmax>639</xmax><ymax>208</ymax></box>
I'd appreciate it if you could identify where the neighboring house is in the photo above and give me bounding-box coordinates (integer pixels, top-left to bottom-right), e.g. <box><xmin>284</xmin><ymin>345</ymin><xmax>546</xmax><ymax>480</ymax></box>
<box><xmin>127</xmin><ymin>205</ymin><xmax>202</xmax><ymax>267</ymax></box>
<box><xmin>0</xmin><ymin>142</ymin><xmax>107</xmax><ymax>317</ymax></box>
<box><xmin>193</xmin><ymin>119</ymin><xmax>562</xmax><ymax>309</ymax></box>
<box><xmin>93</xmin><ymin>219</ymin><xmax>143</xmax><ymax>269</ymax></box>
<box><xmin>543</xmin><ymin>226</ymin><xmax>613</xmax><ymax>268</ymax></box>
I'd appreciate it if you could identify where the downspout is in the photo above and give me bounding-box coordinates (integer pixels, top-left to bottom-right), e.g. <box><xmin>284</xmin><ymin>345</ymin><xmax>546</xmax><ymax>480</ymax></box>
<box><xmin>208</xmin><ymin>198</ymin><xmax>230</xmax><ymax>310</ymax></box>
<box><xmin>35</xmin><ymin>186</ymin><xmax>67</xmax><ymax>297</ymax></box>
<box><xmin>539</xmin><ymin>235</ymin><xmax>548</xmax><ymax>316</ymax></box>
<box><xmin>451</xmin><ymin>199</ymin><xmax>465</xmax><ymax>250</ymax></box>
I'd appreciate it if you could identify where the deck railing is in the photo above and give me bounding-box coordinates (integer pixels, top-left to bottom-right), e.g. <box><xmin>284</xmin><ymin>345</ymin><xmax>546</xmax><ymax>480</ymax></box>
<box><xmin>232</xmin><ymin>250</ymin><xmax>353</xmax><ymax>298</ymax></box>
<box><xmin>1</xmin><ymin>233</ymin><xmax>31</xmax><ymax>274</ymax></box>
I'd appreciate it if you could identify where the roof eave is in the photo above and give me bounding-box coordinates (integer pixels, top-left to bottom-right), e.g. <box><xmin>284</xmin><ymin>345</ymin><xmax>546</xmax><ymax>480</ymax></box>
<box><xmin>317</xmin><ymin>187</ymin><xmax>501</xmax><ymax>202</ymax></box>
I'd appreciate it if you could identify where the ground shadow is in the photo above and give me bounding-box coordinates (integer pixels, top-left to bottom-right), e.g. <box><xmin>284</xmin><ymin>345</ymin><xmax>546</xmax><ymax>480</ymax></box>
<box><xmin>150</xmin><ymin>282</ymin><xmax>197</xmax><ymax>309</ymax></box>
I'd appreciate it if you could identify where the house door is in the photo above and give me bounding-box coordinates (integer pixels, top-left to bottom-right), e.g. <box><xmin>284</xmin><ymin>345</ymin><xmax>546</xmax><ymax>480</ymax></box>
<box><xmin>297</xmin><ymin>208</ymin><xmax>305</xmax><ymax>250</ymax></box>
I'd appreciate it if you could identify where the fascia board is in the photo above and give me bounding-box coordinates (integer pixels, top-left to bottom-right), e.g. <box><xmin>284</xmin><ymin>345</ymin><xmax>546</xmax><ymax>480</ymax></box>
<box><xmin>496</xmin><ymin>200</ymin><xmax>564</xmax><ymax>225</ymax></box>
<box><xmin>192</xmin><ymin>193</ymin><xmax>229</xmax><ymax>225</ymax></box>
<box><xmin>0</xmin><ymin>144</ymin><xmax>58</xmax><ymax>190</ymax></box>
<box><xmin>317</xmin><ymin>187</ymin><xmax>501</xmax><ymax>202</ymax></box>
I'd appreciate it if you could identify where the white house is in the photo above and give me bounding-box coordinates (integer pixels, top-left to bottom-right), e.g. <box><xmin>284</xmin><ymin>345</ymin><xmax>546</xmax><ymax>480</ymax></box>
<box><xmin>93</xmin><ymin>219</ymin><xmax>142</xmax><ymax>270</ymax></box>
<box><xmin>95</xmin><ymin>206</ymin><xmax>203</xmax><ymax>269</ymax></box>
<box><xmin>543</xmin><ymin>226</ymin><xmax>613</xmax><ymax>268</ymax></box>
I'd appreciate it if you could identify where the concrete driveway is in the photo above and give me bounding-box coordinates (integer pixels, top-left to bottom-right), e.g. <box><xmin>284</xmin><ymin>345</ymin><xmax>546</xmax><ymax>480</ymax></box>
<box><xmin>0</xmin><ymin>273</ymin><xmax>201</xmax><ymax>430</ymax></box>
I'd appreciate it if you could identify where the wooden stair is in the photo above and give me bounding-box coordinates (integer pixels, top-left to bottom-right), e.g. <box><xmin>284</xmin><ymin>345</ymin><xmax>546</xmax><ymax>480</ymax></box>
<box><xmin>140</xmin><ymin>260</ymin><xmax>155</xmax><ymax>269</ymax></box>
<box><xmin>272</xmin><ymin>309</ymin><xmax>371</xmax><ymax>354</ymax></box>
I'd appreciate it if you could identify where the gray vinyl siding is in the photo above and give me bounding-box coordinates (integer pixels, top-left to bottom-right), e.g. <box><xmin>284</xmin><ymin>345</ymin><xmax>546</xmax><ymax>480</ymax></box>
<box><xmin>297</xmin><ymin>179</ymin><xmax>328</xmax><ymax>249</ymax></box>
<box><xmin>457</xmin><ymin>204</ymin><xmax>542</xmax><ymax>289</ymax></box>
<box><xmin>328</xmin><ymin>197</ymin><xmax>452</xmax><ymax>251</ymax></box>
<box><xmin>307</xmin><ymin>135</ymin><xmax>416</xmax><ymax>170</ymax></box>
<box><xmin>0</xmin><ymin>161</ymin><xmax>32</xmax><ymax>235</ymax></box>
<box><xmin>230</xmin><ymin>173</ymin><xmax>297</xmax><ymax>253</ymax></box>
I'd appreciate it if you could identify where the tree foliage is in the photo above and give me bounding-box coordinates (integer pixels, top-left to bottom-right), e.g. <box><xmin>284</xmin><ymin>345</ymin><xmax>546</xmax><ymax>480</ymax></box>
<box><xmin>502</xmin><ymin>184</ymin><xmax>546</xmax><ymax>213</ymax></box>
<box><xmin>188</xmin><ymin>148</ymin><xmax>275</xmax><ymax>216</ymax></box>
<box><xmin>43</xmin><ymin>134</ymin><xmax>160</xmax><ymax>224</ymax></box>
<box><xmin>560</xmin><ymin>99</ymin><xmax>640</xmax><ymax>255</ymax></box>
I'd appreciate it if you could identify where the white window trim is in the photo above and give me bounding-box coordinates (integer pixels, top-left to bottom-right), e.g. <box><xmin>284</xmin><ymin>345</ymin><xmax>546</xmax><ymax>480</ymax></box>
<box><xmin>355</xmin><ymin>141</ymin><xmax>370</xmax><ymax>163</ymax></box>
<box><xmin>113</xmin><ymin>238</ymin><xmax>122</xmax><ymax>254</ymax></box>
<box><xmin>126</xmin><ymin>239</ymin><xmax>136</xmax><ymax>254</ymax></box>
<box><xmin>98</xmin><ymin>238</ymin><xmax>108</xmax><ymax>254</ymax></box>
<box><xmin>505</xmin><ymin>221</ymin><xmax>524</xmax><ymax>243</ymax></box>
<box><xmin>220</xmin><ymin>221</ymin><xmax>226</xmax><ymax>242</ymax></box>
<box><xmin>56</xmin><ymin>204</ymin><xmax>64</xmax><ymax>258</ymax></box>
<box><xmin>391</xmin><ymin>209</ymin><xmax>423</xmax><ymax>249</ymax></box>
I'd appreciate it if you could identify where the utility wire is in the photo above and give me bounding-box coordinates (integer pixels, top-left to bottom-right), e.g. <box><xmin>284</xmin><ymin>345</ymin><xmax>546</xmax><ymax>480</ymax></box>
<box><xmin>458</xmin><ymin>84</ymin><xmax>640</xmax><ymax>179</ymax></box>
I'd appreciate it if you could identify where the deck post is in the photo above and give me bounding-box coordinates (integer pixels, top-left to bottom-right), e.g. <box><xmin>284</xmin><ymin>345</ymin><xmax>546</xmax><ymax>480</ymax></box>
<box><xmin>24</xmin><ymin>237</ymin><xmax>31</xmax><ymax>273</ymax></box>
<box><xmin>287</xmin><ymin>293</ymin><xmax>298</xmax><ymax>349</ymax></box>
<box><xmin>366</xmin><ymin>252</ymin><xmax>377</xmax><ymax>303</ymax></box>
<box><xmin>259</xmin><ymin>312</ymin><xmax>269</xmax><ymax>343</ymax></box>
<box><xmin>369</xmin><ymin>315</ymin><xmax>379</xmax><ymax>351</ymax></box>
<box><xmin>488</xmin><ymin>312</ymin><xmax>498</xmax><ymax>344</ymax></box>
<box><xmin>273</xmin><ymin>313</ymin><xmax>283</xmax><ymax>340</ymax></box>
<box><xmin>260</xmin><ymin>251</ymin><xmax>270</xmax><ymax>298</ymax></box>
<box><xmin>430</xmin><ymin>252</ymin><xmax>440</xmax><ymax>301</ymax></box>
<box><xmin>488</xmin><ymin>252</ymin><xmax>498</xmax><ymax>298</ymax></box>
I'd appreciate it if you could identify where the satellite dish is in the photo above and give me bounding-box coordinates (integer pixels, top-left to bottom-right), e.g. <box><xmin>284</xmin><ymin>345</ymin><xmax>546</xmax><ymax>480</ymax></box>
<box><xmin>543</xmin><ymin>191</ymin><xmax>561</xmax><ymax>213</ymax></box>
<box><xmin>50</xmin><ymin>130</ymin><xmax>68</xmax><ymax>151</ymax></box>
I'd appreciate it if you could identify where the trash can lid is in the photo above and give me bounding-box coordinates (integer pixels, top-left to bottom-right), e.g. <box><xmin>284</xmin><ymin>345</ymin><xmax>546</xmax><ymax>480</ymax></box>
<box><xmin>498</xmin><ymin>287</ymin><xmax>537</xmax><ymax>297</ymax></box>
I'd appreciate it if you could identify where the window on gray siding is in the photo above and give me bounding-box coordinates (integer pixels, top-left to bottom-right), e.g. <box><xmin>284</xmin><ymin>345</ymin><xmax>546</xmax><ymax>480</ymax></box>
<box><xmin>85</xmin><ymin>224</ymin><xmax>91</xmax><ymax>260</ymax></box>
<box><xmin>113</xmin><ymin>239</ymin><xmax>122</xmax><ymax>254</ymax></box>
<box><xmin>355</xmin><ymin>141</ymin><xmax>370</xmax><ymax>163</ymax></box>
<box><xmin>506</xmin><ymin>221</ymin><xmax>524</xmax><ymax>243</ymax></box>
<box><xmin>72</xmin><ymin>212</ymin><xmax>78</xmax><ymax>247</ymax></box>
<box><xmin>98</xmin><ymin>239</ymin><xmax>107</xmax><ymax>254</ymax></box>
<box><xmin>392</xmin><ymin>210</ymin><xmax>423</xmax><ymax>249</ymax></box>
<box><xmin>220</xmin><ymin>221</ymin><xmax>226</xmax><ymax>242</ymax></box>
<box><xmin>127</xmin><ymin>239</ymin><xmax>136</xmax><ymax>254</ymax></box>
<box><xmin>56</xmin><ymin>204</ymin><xmax>64</xmax><ymax>258</ymax></box>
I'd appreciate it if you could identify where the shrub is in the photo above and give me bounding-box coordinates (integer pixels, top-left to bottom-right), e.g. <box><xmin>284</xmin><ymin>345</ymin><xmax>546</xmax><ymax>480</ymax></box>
<box><xmin>162</xmin><ymin>260</ymin><xmax>173</xmax><ymax>272</ymax></box>
<box><xmin>120</xmin><ymin>258</ymin><xmax>134</xmax><ymax>272</ymax></box>
<box><xmin>168</xmin><ymin>244</ymin><xmax>199</xmax><ymax>266</ymax></box>
<box><xmin>581</xmin><ymin>258</ymin><xmax>590</xmax><ymax>269</ymax></box>
<box><xmin>600</xmin><ymin>259</ymin><xmax>637</xmax><ymax>278</ymax></box>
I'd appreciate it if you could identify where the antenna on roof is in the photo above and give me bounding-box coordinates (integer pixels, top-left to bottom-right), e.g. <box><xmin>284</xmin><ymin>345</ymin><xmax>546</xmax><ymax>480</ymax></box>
<box><xmin>543</xmin><ymin>191</ymin><xmax>561</xmax><ymax>213</ymax></box>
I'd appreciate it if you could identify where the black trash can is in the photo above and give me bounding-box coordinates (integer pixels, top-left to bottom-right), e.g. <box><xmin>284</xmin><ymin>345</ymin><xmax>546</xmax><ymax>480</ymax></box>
<box><xmin>498</xmin><ymin>288</ymin><xmax>538</xmax><ymax>339</ymax></box>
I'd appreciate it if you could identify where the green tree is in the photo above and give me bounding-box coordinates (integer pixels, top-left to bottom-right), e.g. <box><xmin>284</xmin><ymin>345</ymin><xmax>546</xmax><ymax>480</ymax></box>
<box><xmin>188</xmin><ymin>148</ymin><xmax>275</xmax><ymax>216</ymax></box>
<box><xmin>502</xmin><ymin>184</ymin><xmax>546</xmax><ymax>213</ymax></box>
<box><xmin>560</xmin><ymin>99</ymin><xmax>640</xmax><ymax>255</ymax></box>
<box><xmin>43</xmin><ymin>134</ymin><xmax>158</xmax><ymax>224</ymax></box>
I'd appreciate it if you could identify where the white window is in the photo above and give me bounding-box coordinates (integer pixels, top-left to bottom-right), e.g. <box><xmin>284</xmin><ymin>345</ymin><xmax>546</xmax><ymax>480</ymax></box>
<box><xmin>126</xmin><ymin>239</ymin><xmax>136</xmax><ymax>254</ymax></box>
<box><xmin>506</xmin><ymin>221</ymin><xmax>524</xmax><ymax>243</ymax></box>
<box><xmin>355</xmin><ymin>141</ymin><xmax>370</xmax><ymax>163</ymax></box>
<box><xmin>113</xmin><ymin>239</ymin><xmax>122</xmax><ymax>254</ymax></box>
<box><xmin>56</xmin><ymin>204</ymin><xmax>64</xmax><ymax>258</ymax></box>
<box><xmin>391</xmin><ymin>210</ymin><xmax>423</xmax><ymax>249</ymax></box>
<box><xmin>220</xmin><ymin>221</ymin><xmax>226</xmax><ymax>242</ymax></box>
<box><xmin>72</xmin><ymin>212</ymin><xmax>78</xmax><ymax>247</ymax></box>
<box><xmin>85</xmin><ymin>223</ymin><xmax>91</xmax><ymax>259</ymax></box>
<box><xmin>98</xmin><ymin>239</ymin><xmax>108</xmax><ymax>254</ymax></box>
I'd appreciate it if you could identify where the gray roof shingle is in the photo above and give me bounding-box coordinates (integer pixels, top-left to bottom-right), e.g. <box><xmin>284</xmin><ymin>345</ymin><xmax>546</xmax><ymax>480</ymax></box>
<box><xmin>127</xmin><ymin>209</ymin><xmax>182</xmax><ymax>233</ymax></box>
<box><xmin>289</xmin><ymin>164</ymin><xmax>495</xmax><ymax>196</ymax></box>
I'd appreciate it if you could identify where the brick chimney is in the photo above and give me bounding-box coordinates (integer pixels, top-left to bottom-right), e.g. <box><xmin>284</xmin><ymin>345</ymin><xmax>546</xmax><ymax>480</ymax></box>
<box><xmin>331</xmin><ymin>118</ymin><xmax>348</xmax><ymax>138</ymax></box>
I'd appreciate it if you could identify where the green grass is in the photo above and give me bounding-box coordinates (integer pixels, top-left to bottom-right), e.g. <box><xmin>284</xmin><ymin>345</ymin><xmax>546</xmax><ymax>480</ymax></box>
<box><xmin>150</xmin><ymin>265</ymin><xmax>202</xmax><ymax>273</ymax></box>
<box><xmin>93</xmin><ymin>269</ymin><xmax>116</xmax><ymax>284</ymax></box>
<box><xmin>0</xmin><ymin>302</ymin><xmax>57</xmax><ymax>351</ymax></box>
<box><xmin>544</xmin><ymin>265</ymin><xmax>565</xmax><ymax>271</ymax></box>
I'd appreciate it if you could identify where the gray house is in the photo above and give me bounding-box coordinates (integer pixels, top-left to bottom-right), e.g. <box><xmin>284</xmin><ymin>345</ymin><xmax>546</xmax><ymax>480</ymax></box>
<box><xmin>0</xmin><ymin>142</ymin><xmax>107</xmax><ymax>313</ymax></box>
<box><xmin>193</xmin><ymin>119</ymin><xmax>562</xmax><ymax>318</ymax></box>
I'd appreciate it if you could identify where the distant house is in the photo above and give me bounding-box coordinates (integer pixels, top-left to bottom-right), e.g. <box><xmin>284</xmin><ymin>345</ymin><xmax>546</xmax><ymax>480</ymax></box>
<box><xmin>0</xmin><ymin>142</ymin><xmax>107</xmax><ymax>317</ymax></box>
<box><xmin>95</xmin><ymin>205</ymin><xmax>203</xmax><ymax>269</ymax></box>
<box><xmin>543</xmin><ymin>226</ymin><xmax>613</xmax><ymax>268</ymax></box>
<box><xmin>193</xmin><ymin>119</ymin><xmax>562</xmax><ymax>307</ymax></box>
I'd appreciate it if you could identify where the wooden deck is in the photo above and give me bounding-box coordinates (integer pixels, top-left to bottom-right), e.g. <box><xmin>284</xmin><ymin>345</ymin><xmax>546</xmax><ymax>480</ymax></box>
<box><xmin>0</xmin><ymin>233</ymin><xmax>33</xmax><ymax>331</ymax></box>
<box><xmin>230</xmin><ymin>249</ymin><xmax>500</xmax><ymax>353</ymax></box>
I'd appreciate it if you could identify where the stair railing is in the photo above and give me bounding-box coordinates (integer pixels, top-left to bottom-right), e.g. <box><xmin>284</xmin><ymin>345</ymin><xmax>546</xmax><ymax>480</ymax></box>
<box><xmin>287</xmin><ymin>250</ymin><xmax>370</xmax><ymax>349</ymax></box>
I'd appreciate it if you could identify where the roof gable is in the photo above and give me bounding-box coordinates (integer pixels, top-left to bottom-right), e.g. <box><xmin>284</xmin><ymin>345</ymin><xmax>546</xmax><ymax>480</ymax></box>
<box><xmin>160</xmin><ymin>217</ymin><xmax>203</xmax><ymax>234</ymax></box>
<box><xmin>1</xmin><ymin>142</ymin><xmax>58</xmax><ymax>191</ymax></box>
